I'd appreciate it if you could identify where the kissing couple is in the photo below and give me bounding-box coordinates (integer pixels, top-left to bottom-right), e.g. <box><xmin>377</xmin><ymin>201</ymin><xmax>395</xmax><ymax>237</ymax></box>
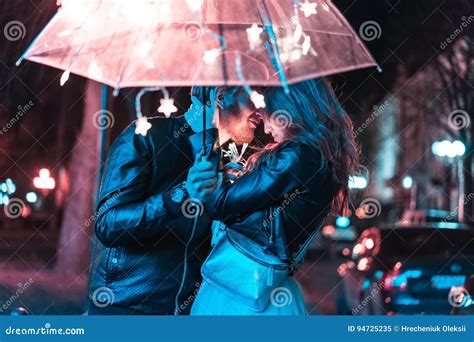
<box><xmin>87</xmin><ymin>78</ymin><xmax>358</xmax><ymax>316</ymax></box>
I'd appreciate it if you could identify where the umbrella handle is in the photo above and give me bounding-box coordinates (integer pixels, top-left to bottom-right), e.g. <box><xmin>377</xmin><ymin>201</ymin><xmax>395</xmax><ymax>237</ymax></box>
<box><xmin>202</xmin><ymin>89</ymin><xmax>207</xmax><ymax>154</ymax></box>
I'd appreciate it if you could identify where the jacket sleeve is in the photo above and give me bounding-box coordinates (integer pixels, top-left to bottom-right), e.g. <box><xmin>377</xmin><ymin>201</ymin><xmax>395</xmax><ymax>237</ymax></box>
<box><xmin>205</xmin><ymin>141</ymin><xmax>324</xmax><ymax>222</ymax></box>
<box><xmin>94</xmin><ymin>123</ymin><xmax>190</xmax><ymax>247</ymax></box>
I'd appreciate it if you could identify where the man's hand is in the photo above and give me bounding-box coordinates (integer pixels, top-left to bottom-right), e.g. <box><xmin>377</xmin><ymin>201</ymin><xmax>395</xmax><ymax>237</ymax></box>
<box><xmin>185</xmin><ymin>88</ymin><xmax>218</xmax><ymax>133</ymax></box>
<box><xmin>186</xmin><ymin>154</ymin><xmax>222</xmax><ymax>202</ymax></box>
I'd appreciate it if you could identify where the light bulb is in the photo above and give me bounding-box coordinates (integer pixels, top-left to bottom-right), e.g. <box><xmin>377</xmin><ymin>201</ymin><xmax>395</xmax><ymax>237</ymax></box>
<box><xmin>60</xmin><ymin>70</ymin><xmax>70</xmax><ymax>86</ymax></box>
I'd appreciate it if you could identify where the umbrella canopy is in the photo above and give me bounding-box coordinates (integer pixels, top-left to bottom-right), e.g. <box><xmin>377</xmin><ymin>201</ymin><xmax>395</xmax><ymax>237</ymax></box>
<box><xmin>19</xmin><ymin>0</ymin><xmax>378</xmax><ymax>90</ymax></box>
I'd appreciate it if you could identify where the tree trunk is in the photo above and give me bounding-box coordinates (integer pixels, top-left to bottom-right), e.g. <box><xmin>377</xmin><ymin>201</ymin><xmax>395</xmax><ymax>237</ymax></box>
<box><xmin>54</xmin><ymin>80</ymin><xmax>100</xmax><ymax>274</ymax></box>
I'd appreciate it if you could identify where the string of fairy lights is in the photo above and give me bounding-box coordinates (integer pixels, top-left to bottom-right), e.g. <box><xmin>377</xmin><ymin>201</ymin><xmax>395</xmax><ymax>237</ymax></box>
<box><xmin>28</xmin><ymin>0</ymin><xmax>332</xmax><ymax>136</ymax></box>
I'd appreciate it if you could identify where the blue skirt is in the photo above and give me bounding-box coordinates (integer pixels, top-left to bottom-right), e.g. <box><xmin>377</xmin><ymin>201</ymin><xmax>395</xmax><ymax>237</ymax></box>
<box><xmin>191</xmin><ymin>277</ymin><xmax>307</xmax><ymax>315</ymax></box>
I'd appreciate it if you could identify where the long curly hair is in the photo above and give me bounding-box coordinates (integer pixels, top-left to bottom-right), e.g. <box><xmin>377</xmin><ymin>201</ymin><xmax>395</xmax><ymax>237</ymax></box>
<box><xmin>248</xmin><ymin>78</ymin><xmax>360</xmax><ymax>214</ymax></box>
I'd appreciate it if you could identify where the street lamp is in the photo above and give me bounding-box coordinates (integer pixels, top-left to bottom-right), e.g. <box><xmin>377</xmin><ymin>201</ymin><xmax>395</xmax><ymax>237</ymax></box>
<box><xmin>33</xmin><ymin>168</ymin><xmax>55</xmax><ymax>190</ymax></box>
<box><xmin>26</xmin><ymin>192</ymin><xmax>38</xmax><ymax>203</ymax></box>
<box><xmin>431</xmin><ymin>140</ymin><xmax>466</xmax><ymax>158</ymax></box>
<box><xmin>402</xmin><ymin>175</ymin><xmax>417</xmax><ymax>210</ymax></box>
<box><xmin>402</xmin><ymin>176</ymin><xmax>413</xmax><ymax>189</ymax></box>
<box><xmin>431</xmin><ymin>139</ymin><xmax>466</xmax><ymax>222</ymax></box>
<box><xmin>348</xmin><ymin>175</ymin><xmax>368</xmax><ymax>190</ymax></box>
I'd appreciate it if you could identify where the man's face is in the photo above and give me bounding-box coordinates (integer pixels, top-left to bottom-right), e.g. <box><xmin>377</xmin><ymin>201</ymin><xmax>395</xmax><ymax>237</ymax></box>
<box><xmin>218</xmin><ymin>94</ymin><xmax>261</xmax><ymax>145</ymax></box>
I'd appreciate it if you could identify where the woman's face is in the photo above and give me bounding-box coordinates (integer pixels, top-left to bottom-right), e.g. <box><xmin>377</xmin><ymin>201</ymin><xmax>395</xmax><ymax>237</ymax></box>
<box><xmin>261</xmin><ymin>113</ymin><xmax>290</xmax><ymax>143</ymax></box>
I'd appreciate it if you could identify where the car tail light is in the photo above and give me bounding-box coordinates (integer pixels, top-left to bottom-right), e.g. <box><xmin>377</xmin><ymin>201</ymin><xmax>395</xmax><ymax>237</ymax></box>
<box><xmin>384</xmin><ymin>273</ymin><xmax>408</xmax><ymax>291</ymax></box>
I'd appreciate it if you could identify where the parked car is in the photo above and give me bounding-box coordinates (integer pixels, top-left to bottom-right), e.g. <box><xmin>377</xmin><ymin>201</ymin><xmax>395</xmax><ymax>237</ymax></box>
<box><xmin>336</xmin><ymin>225</ymin><xmax>474</xmax><ymax>315</ymax></box>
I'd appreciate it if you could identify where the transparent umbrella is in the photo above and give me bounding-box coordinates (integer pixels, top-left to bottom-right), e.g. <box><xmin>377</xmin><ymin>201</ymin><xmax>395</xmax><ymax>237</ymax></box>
<box><xmin>18</xmin><ymin>0</ymin><xmax>379</xmax><ymax>92</ymax></box>
<box><xmin>17</xmin><ymin>0</ymin><xmax>380</xmax><ymax>168</ymax></box>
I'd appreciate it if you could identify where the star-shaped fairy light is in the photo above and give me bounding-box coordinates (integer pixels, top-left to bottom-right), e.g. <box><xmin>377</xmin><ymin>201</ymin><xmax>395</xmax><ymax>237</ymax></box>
<box><xmin>246</xmin><ymin>24</ymin><xmax>263</xmax><ymax>50</ymax></box>
<box><xmin>158</xmin><ymin>98</ymin><xmax>178</xmax><ymax>118</ymax></box>
<box><xmin>135</xmin><ymin>116</ymin><xmax>152</xmax><ymax>136</ymax></box>
<box><xmin>250</xmin><ymin>91</ymin><xmax>265</xmax><ymax>109</ymax></box>
<box><xmin>300</xmin><ymin>1</ymin><xmax>318</xmax><ymax>17</ymax></box>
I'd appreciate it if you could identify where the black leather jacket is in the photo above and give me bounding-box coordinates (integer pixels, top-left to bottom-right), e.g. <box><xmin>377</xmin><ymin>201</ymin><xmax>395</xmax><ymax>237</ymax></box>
<box><xmin>89</xmin><ymin>116</ymin><xmax>216</xmax><ymax>315</ymax></box>
<box><xmin>206</xmin><ymin>140</ymin><xmax>336</xmax><ymax>262</ymax></box>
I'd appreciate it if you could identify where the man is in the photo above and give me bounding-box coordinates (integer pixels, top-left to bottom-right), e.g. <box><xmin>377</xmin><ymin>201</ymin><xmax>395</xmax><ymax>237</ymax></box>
<box><xmin>88</xmin><ymin>87</ymin><xmax>261</xmax><ymax>315</ymax></box>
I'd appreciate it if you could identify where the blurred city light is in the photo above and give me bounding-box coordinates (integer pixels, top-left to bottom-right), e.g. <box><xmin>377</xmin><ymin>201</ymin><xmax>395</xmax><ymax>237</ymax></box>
<box><xmin>431</xmin><ymin>140</ymin><xmax>466</xmax><ymax>158</ymax></box>
<box><xmin>357</xmin><ymin>257</ymin><xmax>369</xmax><ymax>271</ymax></box>
<box><xmin>335</xmin><ymin>216</ymin><xmax>350</xmax><ymax>228</ymax></box>
<box><xmin>353</xmin><ymin>243</ymin><xmax>364</xmax><ymax>255</ymax></box>
<box><xmin>33</xmin><ymin>168</ymin><xmax>55</xmax><ymax>190</ymax></box>
<box><xmin>26</xmin><ymin>192</ymin><xmax>38</xmax><ymax>203</ymax></box>
<box><xmin>452</xmin><ymin>140</ymin><xmax>466</xmax><ymax>156</ymax></box>
<box><xmin>348</xmin><ymin>175</ymin><xmax>368</xmax><ymax>189</ymax></box>
<box><xmin>5</xmin><ymin>178</ymin><xmax>16</xmax><ymax>194</ymax></box>
<box><xmin>402</xmin><ymin>175</ymin><xmax>413</xmax><ymax>189</ymax></box>
<box><xmin>322</xmin><ymin>224</ymin><xmax>336</xmax><ymax>237</ymax></box>
<box><xmin>431</xmin><ymin>275</ymin><xmax>466</xmax><ymax>289</ymax></box>
<box><xmin>364</xmin><ymin>238</ymin><xmax>375</xmax><ymax>249</ymax></box>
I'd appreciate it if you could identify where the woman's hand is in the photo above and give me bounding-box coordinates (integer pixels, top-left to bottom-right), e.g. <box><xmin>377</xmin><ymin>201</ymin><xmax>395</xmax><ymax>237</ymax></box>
<box><xmin>222</xmin><ymin>162</ymin><xmax>245</xmax><ymax>182</ymax></box>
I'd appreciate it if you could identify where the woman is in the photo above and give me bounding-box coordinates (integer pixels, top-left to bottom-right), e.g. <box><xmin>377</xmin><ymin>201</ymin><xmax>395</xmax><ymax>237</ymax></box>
<box><xmin>191</xmin><ymin>78</ymin><xmax>359</xmax><ymax>315</ymax></box>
